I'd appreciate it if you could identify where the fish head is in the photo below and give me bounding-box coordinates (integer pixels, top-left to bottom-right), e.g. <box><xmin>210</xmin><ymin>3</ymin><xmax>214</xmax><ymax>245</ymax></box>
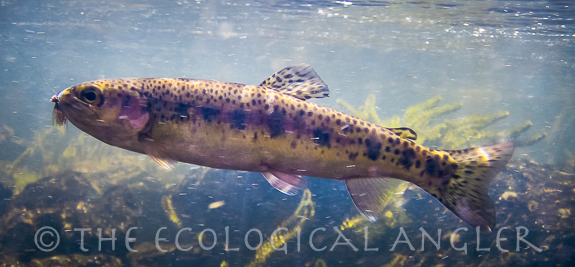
<box><xmin>52</xmin><ymin>80</ymin><xmax>149</xmax><ymax>151</ymax></box>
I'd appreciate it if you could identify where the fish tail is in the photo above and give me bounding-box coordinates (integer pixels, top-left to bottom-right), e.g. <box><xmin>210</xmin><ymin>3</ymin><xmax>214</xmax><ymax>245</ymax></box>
<box><xmin>430</xmin><ymin>142</ymin><xmax>514</xmax><ymax>232</ymax></box>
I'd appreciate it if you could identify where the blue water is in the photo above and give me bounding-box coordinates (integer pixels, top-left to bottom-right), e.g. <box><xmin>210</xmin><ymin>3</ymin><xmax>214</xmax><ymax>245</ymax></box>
<box><xmin>1</xmin><ymin>0</ymin><xmax>574</xmax><ymax>266</ymax></box>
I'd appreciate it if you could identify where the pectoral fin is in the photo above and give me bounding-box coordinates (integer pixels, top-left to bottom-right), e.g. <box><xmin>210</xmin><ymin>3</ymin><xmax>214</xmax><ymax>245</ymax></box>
<box><xmin>138</xmin><ymin>134</ymin><xmax>177</xmax><ymax>170</ymax></box>
<box><xmin>262</xmin><ymin>170</ymin><xmax>306</xmax><ymax>195</ymax></box>
<box><xmin>345</xmin><ymin>178</ymin><xmax>403</xmax><ymax>221</ymax></box>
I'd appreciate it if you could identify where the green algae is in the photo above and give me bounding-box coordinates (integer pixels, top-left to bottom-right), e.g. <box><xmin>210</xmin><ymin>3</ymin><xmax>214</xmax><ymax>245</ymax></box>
<box><xmin>337</xmin><ymin>94</ymin><xmax>546</xmax><ymax>149</ymax></box>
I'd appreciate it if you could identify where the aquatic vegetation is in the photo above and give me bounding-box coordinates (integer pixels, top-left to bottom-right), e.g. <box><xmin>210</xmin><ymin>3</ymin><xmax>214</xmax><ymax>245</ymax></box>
<box><xmin>246</xmin><ymin>189</ymin><xmax>315</xmax><ymax>267</ymax></box>
<box><xmin>0</xmin><ymin>140</ymin><xmax>572</xmax><ymax>265</ymax></box>
<box><xmin>381</xmin><ymin>254</ymin><xmax>408</xmax><ymax>267</ymax></box>
<box><xmin>337</xmin><ymin>95</ymin><xmax>462</xmax><ymax>145</ymax></box>
<box><xmin>337</xmin><ymin>94</ymin><xmax>546</xmax><ymax>149</ymax></box>
<box><xmin>314</xmin><ymin>259</ymin><xmax>327</xmax><ymax>267</ymax></box>
<box><xmin>1</xmin><ymin>254</ymin><xmax>123</xmax><ymax>267</ymax></box>
<box><xmin>162</xmin><ymin>195</ymin><xmax>183</xmax><ymax>228</ymax></box>
<box><xmin>339</xmin><ymin>180</ymin><xmax>411</xmax><ymax>242</ymax></box>
<box><xmin>1</xmin><ymin>126</ymin><xmax>188</xmax><ymax>195</ymax></box>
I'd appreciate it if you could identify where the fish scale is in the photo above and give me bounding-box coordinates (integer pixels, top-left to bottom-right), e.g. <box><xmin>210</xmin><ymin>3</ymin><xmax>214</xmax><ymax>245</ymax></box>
<box><xmin>52</xmin><ymin>63</ymin><xmax>514</xmax><ymax>231</ymax></box>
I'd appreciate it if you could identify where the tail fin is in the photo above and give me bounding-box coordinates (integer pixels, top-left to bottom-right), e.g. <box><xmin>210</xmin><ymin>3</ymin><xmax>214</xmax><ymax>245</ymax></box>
<box><xmin>430</xmin><ymin>142</ymin><xmax>514</xmax><ymax>232</ymax></box>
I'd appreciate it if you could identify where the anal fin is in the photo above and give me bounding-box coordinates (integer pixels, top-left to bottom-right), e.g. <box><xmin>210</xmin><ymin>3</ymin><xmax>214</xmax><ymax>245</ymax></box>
<box><xmin>262</xmin><ymin>170</ymin><xmax>306</xmax><ymax>196</ymax></box>
<box><xmin>345</xmin><ymin>178</ymin><xmax>404</xmax><ymax>222</ymax></box>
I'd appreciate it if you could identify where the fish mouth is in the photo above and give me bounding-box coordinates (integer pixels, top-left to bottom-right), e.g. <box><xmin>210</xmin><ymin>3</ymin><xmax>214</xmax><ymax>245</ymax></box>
<box><xmin>51</xmin><ymin>95</ymin><xmax>68</xmax><ymax>126</ymax></box>
<box><xmin>51</xmin><ymin>92</ymin><xmax>101</xmax><ymax>127</ymax></box>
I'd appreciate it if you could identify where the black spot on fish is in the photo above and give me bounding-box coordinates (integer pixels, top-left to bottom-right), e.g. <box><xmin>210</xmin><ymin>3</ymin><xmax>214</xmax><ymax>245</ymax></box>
<box><xmin>313</xmin><ymin>128</ymin><xmax>330</xmax><ymax>147</ymax></box>
<box><xmin>425</xmin><ymin>156</ymin><xmax>440</xmax><ymax>176</ymax></box>
<box><xmin>268</xmin><ymin>110</ymin><xmax>285</xmax><ymax>138</ymax></box>
<box><xmin>291</xmin><ymin>140</ymin><xmax>297</xmax><ymax>149</ymax></box>
<box><xmin>201</xmin><ymin>107</ymin><xmax>220</xmax><ymax>122</ymax></box>
<box><xmin>364</xmin><ymin>139</ymin><xmax>382</xmax><ymax>161</ymax></box>
<box><xmin>230</xmin><ymin>110</ymin><xmax>246</xmax><ymax>130</ymax></box>
<box><xmin>122</xmin><ymin>95</ymin><xmax>131</xmax><ymax>107</ymax></box>
<box><xmin>398</xmin><ymin>148</ymin><xmax>416</xmax><ymax>169</ymax></box>
<box><xmin>175</xmin><ymin>103</ymin><xmax>190</xmax><ymax>117</ymax></box>
<box><xmin>348</xmin><ymin>152</ymin><xmax>359</xmax><ymax>161</ymax></box>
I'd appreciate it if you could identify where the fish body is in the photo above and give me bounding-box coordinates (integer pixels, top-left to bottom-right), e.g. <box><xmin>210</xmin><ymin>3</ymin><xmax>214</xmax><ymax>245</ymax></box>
<box><xmin>52</xmin><ymin>64</ymin><xmax>513</xmax><ymax>231</ymax></box>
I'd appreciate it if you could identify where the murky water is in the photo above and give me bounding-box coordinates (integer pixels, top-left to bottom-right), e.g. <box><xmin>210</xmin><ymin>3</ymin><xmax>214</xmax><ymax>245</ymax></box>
<box><xmin>0</xmin><ymin>0</ymin><xmax>573</xmax><ymax>266</ymax></box>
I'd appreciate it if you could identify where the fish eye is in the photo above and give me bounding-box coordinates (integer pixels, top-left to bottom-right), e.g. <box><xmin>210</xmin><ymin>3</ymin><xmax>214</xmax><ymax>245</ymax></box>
<box><xmin>80</xmin><ymin>86</ymin><xmax>103</xmax><ymax>105</ymax></box>
<box><xmin>85</xmin><ymin>91</ymin><xmax>97</xmax><ymax>101</ymax></box>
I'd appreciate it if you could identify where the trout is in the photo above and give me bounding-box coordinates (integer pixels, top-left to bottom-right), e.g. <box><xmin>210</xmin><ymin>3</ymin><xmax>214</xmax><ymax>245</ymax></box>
<box><xmin>51</xmin><ymin>64</ymin><xmax>513</xmax><ymax>231</ymax></box>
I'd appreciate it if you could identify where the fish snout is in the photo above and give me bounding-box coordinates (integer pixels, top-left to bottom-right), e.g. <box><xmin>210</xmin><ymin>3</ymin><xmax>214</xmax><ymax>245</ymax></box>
<box><xmin>52</xmin><ymin>89</ymin><xmax>74</xmax><ymax>105</ymax></box>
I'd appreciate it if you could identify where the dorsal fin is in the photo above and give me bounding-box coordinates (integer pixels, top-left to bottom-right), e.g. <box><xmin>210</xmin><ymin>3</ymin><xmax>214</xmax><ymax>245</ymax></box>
<box><xmin>260</xmin><ymin>64</ymin><xmax>329</xmax><ymax>101</ymax></box>
<box><xmin>387</xmin><ymin>127</ymin><xmax>417</xmax><ymax>141</ymax></box>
